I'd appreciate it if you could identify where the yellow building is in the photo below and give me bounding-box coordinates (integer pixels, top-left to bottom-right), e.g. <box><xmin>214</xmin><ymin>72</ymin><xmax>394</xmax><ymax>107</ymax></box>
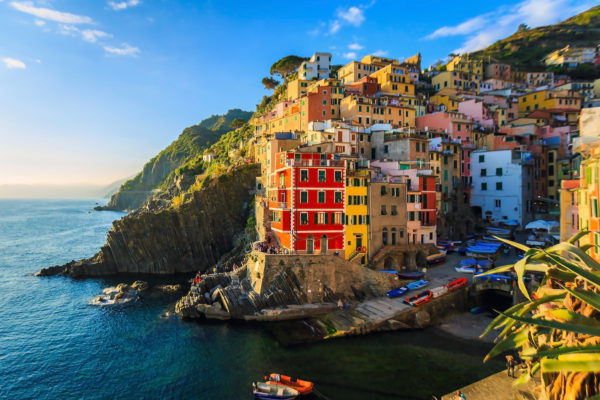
<box><xmin>517</xmin><ymin>89</ymin><xmax>582</xmax><ymax>116</ymax></box>
<box><xmin>286</xmin><ymin>78</ymin><xmax>310</xmax><ymax>100</ymax></box>
<box><xmin>432</xmin><ymin>70</ymin><xmax>480</xmax><ymax>92</ymax></box>
<box><xmin>369</xmin><ymin>64</ymin><xmax>414</xmax><ymax>96</ymax></box>
<box><xmin>345</xmin><ymin>170</ymin><xmax>370</xmax><ymax>263</ymax></box>
<box><xmin>336</xmin><ymin>55</ymin><xmax>400</xmax><ymax>84</ymax></box>
<box><xmin>447</xmin><ymin>55</ymin><xmax>483</xmax><ymax>76</ymax></box>
<box><xmin>576</xmin><ymin>147</ymin><xmax>600</xmax><ymax>262</ymax></box>
<box><xmin>430</xmin><ymin>89</ymin><xmax>462</xmax><ymax>111</ymax></box>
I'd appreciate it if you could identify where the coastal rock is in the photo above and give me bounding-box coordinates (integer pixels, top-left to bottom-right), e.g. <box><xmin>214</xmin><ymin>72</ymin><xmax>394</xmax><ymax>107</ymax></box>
<box><xmin>37</xmin><ymin>165</ymin><xmax>259</xmax><ymax>277</ymax></box>
<box><xmin>154</xmin><ymin>284</ymin><xmax>183</xmax><ymax>293</ymax></box>
<box><xmin>90</xmin><ymin>281</ymin><xmax>148</xmax><ymax>306</ymax></box>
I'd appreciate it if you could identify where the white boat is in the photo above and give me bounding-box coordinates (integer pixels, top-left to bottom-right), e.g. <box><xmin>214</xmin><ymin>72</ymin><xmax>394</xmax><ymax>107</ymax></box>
<box><xmin>253</xmin><ymin>382</ymin><xmax>299</xmax><ymax>400</ymax></box>
<box><xmin>454</xmin><ymin>266</ymin><xmax>475</xmax><ymax>274</ymax></box>
<box><xmin>431</xmin><ymin>286</ymin><xmax>448</xmax><ymax>298</ymax></box>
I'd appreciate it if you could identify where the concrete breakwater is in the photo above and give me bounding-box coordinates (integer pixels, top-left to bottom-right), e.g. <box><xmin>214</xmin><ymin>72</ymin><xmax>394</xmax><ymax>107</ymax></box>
<box><xmin>175</xmin><ymin>251</ymin><xmax>470</xmax><ymax>343</ymax></box>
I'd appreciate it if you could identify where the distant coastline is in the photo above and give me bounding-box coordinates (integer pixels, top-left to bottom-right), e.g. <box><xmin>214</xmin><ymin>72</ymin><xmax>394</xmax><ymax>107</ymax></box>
<box><xmin>0</xmin><ymin>179</ymin><xmax>127</xmax><ymax>199</ymax></box>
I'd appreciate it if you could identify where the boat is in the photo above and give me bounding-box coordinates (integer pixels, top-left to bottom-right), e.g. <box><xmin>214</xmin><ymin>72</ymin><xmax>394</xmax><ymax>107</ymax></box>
<box><xmin>431</xmin><ymin>286</ymin><xmax>448</xmax><ymax>298</ymax></box>
<box><xmin>485</xmin><ymin>227</ymin><xmax>512</xmax><ymax>238</ymax></box>
<box><xmin>454</xmin><ymin>266</ymin><xmax>475</xmax><ymax>274</ymax></box>
<box><xmin>475</xmin><ymin>273</ymin><xmax>511</xmax><ymax>283</ymax></box>
<box><xmin>265</xmin><ymin>374</ymin><xmax>313</xmax><ymax>396</ymax></box>
<box><xmin>378</xmin><ymin>270</ymin><xmax>398</xmax><ymax>274</ymax></box>
<box><xmin>406</xmin><ymin>280</ymin><xmax>429</xmax><ymax>291</ymax></box>
<box><xmin>426</xmin><ymin>250</ymin><xmax>447</xmax><ymax>264</ymax></box>
<box><xmin>446</xmin><ymin>277</ymin><xmax>468</xmax><ymax>291</ymax></box>
<box><xmin>403</xmin><ymin>290</ymin><xmax>433</xmax><ymax>306</ymax></box>
<box><xmin>387</xmin><ymin>286</ymin><xmax>409</xmax><ymax>298</ymax></box>
<box><xmin>396</xmin><ymin>271</ymin><xmax>425</xmax><ymax>280</ymax></box>
<box><xmin>253</xmin><ymin>382</ymin><xmax>299</xmax><ymax>400</ymax></box>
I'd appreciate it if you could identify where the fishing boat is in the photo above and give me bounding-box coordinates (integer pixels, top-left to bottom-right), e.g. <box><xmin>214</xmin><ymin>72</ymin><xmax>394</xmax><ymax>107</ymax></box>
<box><xmin>446</xmin><ymin>277</ymin><xmax>468</xmax><ymax>291</ymax></box>
<box><xmin>253</xmin><ymin>382</ymin><xmax>299</xmax><ymax>399</ymax></box>
<box><xmin>387</xmin><ymin>286</ymin><xmax>409</xmax><ymax>298</ymax></box>
<box><xmin>485</xmin><ymin>227</ymin><xmax>512</xmax><ymax>238</ymax></box>
<box><xmin>454</xmin><ymin>265</ymin><xmax>475</xmax><ymax>274</ymax></box>
<box><xmin>406</xmin><ymin>280</ymin><xmax>429</xmax><ymax>291</ymax></box>
<box><xmin>426</xmin><ymin>250</ymin><xmax>447</xmax><ymax>264</ymax></box>
<box><xmin>431</xmin><ymin>286</ymin><xmax>448</xmax><ymax>298</ymax></box>
<box><xmin>403</xmin><ymin>290</ymin><xmax>433</xmax><ymax>306</ymax></box>
<box><xmin>396</xmin><ymin>271</ymin><xmax>424</xmax><ymax>280</ymax></box>
<box><xmin>265</xmin><ymin>374</ymin><xmax>313</xmax><ymax>396</ymax></box>
<box><xmin>475</xmin><ymin>273</ymin><xmax>511</xmax><ymax>283</ymax></box>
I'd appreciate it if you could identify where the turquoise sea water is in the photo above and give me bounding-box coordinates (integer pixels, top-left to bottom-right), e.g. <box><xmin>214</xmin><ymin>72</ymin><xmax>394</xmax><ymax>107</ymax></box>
<box><xmin>0</xmin><ymin>199</ymin><xmax>501</xmax><ymax>400</ymax></box>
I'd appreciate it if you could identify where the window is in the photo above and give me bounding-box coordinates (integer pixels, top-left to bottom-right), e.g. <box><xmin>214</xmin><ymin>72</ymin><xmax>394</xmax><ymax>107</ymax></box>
<box><xmin>444</xmin><ymin>170</ymin><xmax>448</xmax><ymax>181</ymax></box>
<box><xmin>496</xmin><ymin>168</ymin><xmax>502</xmax><ymax>176</ymax></box>
<box><xmin>358</xmin><ymin>105</ymin><xmax>362</xmax><ymax>112</ymax></box>
<box><xmin>481</xmin><ymin>182</ymin><xmax>487</xmax><ymax>191</ymax></box>
<box><xmin>481</xmin><ymin>168</ymin><xmax>487</xmax><ymax>177</ymax></box>
<box><xmin>300</xmin><ymin>191</ymin><xmax>308</xmax><ymax>203</ymax></box>
<box><xmin>381</xmin><ymin>205</ymin><xmax>387</xmax><ymax>215</ymax></box>
<box><xmin>318</xmin><ymin>170</ymin><xmax>326</xmax><ymax>182</ymax></box>
<box><xmin>300</xmin><ymin>169</ymin><xmax>308</xmax><ymax>182</ymax></box>
<box><xmin>409</xmin><ymin>211</ymin><xmax>415</xmax><ymax>221</ymax></box>
<box><xmin>318</xmin><ymin>191</ymin><xmax>326</xmax><ymax>203</ymax></box>
<box><xmin>334</xmin><ymin>191</ymin><xmax>342</xmax><ymax>203</ymax></box>
<box><xmin>391</xmin><ymin>205</ymin><xmax>398</xmax><ymax>215</ymax></box>
<box><xmin>300</xmin><ymin>213</ymin><xmax>308</xmax><ymax>225</ymax></box>
<box><xmin>334</xmin><ymin>171</ymin><xmax>342</xmax><ymax>182</ymax></box>
<box><xmin>381</xmin><ymin>186</ymin><xmax>387</xmax><ymax>195</ymax></box>
<box><xmin>479</xmin><ymin>154</ymin><xmax>484</xmax><ymax>162</ymax></box>
<box><xmin>593</xmin><ymin>199</ymin><xmax>599</xmax><ymax>218</ymax></box>
<box><xmin>382</xmin><ymin>229</ymin><xmax>388</xmax><ymax>245</ymax></box>
<box><xmin>384</xmin><ymin>145</ymin><xmax>388</xmax><ymax>153</ymax></box>
<box><xmin>495</xmin><ymin>199</ymin><xmax>501</xmax><ymax>208</ymax></box>
<box><xmin>496</xmin><ymin>182</ymin><xmax>502</xmax><ymax>190</ymax></box>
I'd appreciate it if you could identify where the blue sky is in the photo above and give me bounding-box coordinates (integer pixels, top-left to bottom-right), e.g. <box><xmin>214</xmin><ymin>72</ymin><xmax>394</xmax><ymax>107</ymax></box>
<box><xmin>0</xmin><ymin>0</ymin><xmax>596</xmax><ymax>186</ymax></box>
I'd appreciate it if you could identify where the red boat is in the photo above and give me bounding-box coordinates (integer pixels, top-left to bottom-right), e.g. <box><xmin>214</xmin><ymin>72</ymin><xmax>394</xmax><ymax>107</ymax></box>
<box><xmin>265</xmin><ymin>374</ymin><xmax>313</xmax><ymax>396</ymax></box>
<box><xmin>446</xmin><ymin>277</ymin><xmax>468</xmax><ymax>291</ymax></box>
<box><xmin>402</xmin><ymin>290</ymin><xmax>433</xmax><ymax>306</ymax></box>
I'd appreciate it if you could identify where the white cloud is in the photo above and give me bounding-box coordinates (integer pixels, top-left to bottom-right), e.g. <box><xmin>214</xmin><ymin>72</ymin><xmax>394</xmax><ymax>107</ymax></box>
<box><xmin>338</xmin><ymin>6</ymin><xmax>365</xmax><ymax>26</ymax></box>
<box><xmin>371</xmin><ymin>50</ymin><xmax>389</xmax><ymax>57</ymax></box>
<box><xmin>424</xmin><ymin>0</ymin><xmax>598</xmax><ymax>54</ymax></box>
<box><xmin>348</xmin><ymin>43</ymin><xmax>363</xmax><ymax>50</ymax></box>
<box><xmin>34</xmin><ymin>19</ymin><xmax>45</xmax><ymax>26</ymax></box>
<box><xmin>2</xmin><ymin>57</ymin><xmax>26</xmax><ymax>69</ymax></box>
<box><xmin>81</xmin><ymin>29</ymin><xmax>111</xmax><ymax>43</ymax></box>
<box><xmin>103</xmin><ymin>43</ymin><xmax>140</xmax><ymax>56</ymax></box>
<box><xmin>327</xmin><ymin>3</ymin><xmax>372</xmax><ymax>35</ymax></box>
<box><xmin>425</xmin><ymin>16</ymin><xmax>487</xmax><ymax>39</ymax></box>
<box><xmin>107</xmin><ymin>0</ymin><xmax>140</xmax><ymax>11</ymax></box>
<box><xmin>10</xmin><ymin>1</ymin><xmax>93</xmax><ymax>24</ymax></box>
<box><xmin>343</xmin><ymin>52</ymin><xmax>357</xmax><ymax>60</ymax></box>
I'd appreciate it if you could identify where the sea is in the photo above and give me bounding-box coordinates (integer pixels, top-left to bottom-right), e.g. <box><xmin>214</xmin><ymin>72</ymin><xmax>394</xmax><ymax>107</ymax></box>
<box><xmin>0</xmin><ymin>198</ymin><xmax>501</xmax><ymax>400</ymax></box>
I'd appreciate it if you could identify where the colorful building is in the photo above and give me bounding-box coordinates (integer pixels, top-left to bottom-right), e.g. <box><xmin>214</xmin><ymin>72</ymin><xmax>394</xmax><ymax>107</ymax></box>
<box><xmin>416</xmin><ymin>111</ymin><xmax>473</xmax><ymax>143</ymax></box>
<box><xmin>368</xmin><ymin>178</ymin><xmax>408</xmax><ymax>259</ymax></box>
<box><xmin>344</xmin><ymin>168</ymin><xmax>370</xmax><ymax>263</ymax></box>
<box><xmin>268</xmin><ymin>151</ymin><xmax>346</xmax><ymax>254</ymax></box>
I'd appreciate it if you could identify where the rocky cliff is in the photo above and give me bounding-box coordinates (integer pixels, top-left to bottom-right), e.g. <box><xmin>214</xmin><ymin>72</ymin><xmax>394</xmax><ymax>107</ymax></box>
<box><xmin>38</xmin><ymin>164</ymin><xmax>259</xmax><ymax>277</ymax></box>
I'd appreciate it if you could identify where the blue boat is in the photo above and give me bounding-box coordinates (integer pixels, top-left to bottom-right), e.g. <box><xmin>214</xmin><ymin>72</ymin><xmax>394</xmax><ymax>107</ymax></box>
<box><xmin>406</xmin><ymin>280</ymin><xmax>429</xmax><ymax>291</ymax></box>
<box><xmin>387</xmin><ymin>286</ymin><xmax>409</xmax><ymax>298</ymax></box>
<box><xmin>475</xmin><ymin>273</ymin><xmax>511</xmax><ymax>283</ymax></box>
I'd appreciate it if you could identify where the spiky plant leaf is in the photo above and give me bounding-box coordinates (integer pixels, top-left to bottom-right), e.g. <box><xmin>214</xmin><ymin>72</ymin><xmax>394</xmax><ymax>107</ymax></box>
<box><xmin>500</xmin><ymin>310</ymin><xmax>600</xmax><ymax>337</ymax></box>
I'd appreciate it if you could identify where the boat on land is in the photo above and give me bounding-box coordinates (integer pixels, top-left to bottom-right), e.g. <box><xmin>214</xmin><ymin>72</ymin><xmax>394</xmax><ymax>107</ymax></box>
<box><xmin>485</xmin><ymin>227</ymin><xmax>512</xmax><ymax>238</ymax></box>
<box><xmin>406</xmin><ymin>280</ymin><xmax>429</xmax><ymax>291</ymax></box>
<box><xmin>465</xmin><ymin>242</ymin><xmax>502</xmax><ymax>258</ymax></box>
<box><xmin>403</xmin><ymin>290</ymin><xmax>433</xmax><ymax>306</ymax></box>
<box><xmin>446</xmin><ymin>277</ymin><xmax>468</xmax><ymax>291</ymax></box>
<box><xmin>265</xmin><ymin>374</ymin><xmax>313</xmax><ymax>396</ymax></box>
<box><xmin>387</xmin><ymin>286</ymin><xmax>409</xmax><ymax>298</ymax></box>
<box><xmin>431</xmin><ymin>286</ymin><xmax>448</xmax><ymax>298</ymax></box>
<box><xmin>475</xmin><ymin>273</ymin><xmax>512</xmax><ymax>283</ymax></box>
<box><xmin>454</xmin><ymin>258</ymin><xmax>493</xmax><ymax>273</ymax></box>
<box><xmin>426</xmin><ymin>250</ymin><xmax>447</xmax><ymax>264</ymax></box>
<box><xmin>253</xmin><ymin>382</ymin><xmax>299</xmax><ymax>399</ymax></box>
<box><xmin>396</xmin><ymin>271</ymin><xmax>425</xmax><ymax>280</ymax></box>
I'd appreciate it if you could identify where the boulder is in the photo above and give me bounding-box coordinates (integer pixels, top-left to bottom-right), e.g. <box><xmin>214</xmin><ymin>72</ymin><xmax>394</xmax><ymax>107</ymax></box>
<box><xmin>154</xmin><ymin>284</ymin><xmax>182</xmax><ymax>293</ymax></box>
<box><xmin>131</xmin><ymin>280</ymin><xmax>149</xmax><ymax>292</ymax></box>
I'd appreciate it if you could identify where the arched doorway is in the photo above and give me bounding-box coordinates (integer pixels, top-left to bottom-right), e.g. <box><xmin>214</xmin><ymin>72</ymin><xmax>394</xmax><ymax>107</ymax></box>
<box><xmin>320</xmin><ymin>235</ymin><xmax>328</xmax><ymax>255</ymax></box>
<box><xmin>307</xmin><ymin>235</ymin><xmax>314</xmax><ymax>254</ymax></box>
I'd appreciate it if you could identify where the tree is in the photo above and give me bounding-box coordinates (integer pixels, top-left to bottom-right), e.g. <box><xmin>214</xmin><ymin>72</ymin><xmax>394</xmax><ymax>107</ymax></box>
<box><xmin>261</xmin><ymin>76</ymin><xmax>280</xmax><ymax>90</ymax></box>
<box><xmin>481</xmin><ymin>233</ymin><xmax>600</xmax><ymax>399</ymax></box>
<box><xmin>518</xmin><ymin>23</ymin><xmax>529</xmax><ymax>32</ymax></box>
<box><xmin>229</xmin><ymin>118</ymin><xmax>246</xmax><ymax>130</ymax></box>
<box><xmin>269</xmin><ymin>55</ymin><xmax>307</xmax><ymax>79</ymax></box>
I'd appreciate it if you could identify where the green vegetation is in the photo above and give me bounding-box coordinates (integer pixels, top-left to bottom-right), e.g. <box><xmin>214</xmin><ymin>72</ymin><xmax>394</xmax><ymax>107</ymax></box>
<box><xmin>481</xmin><ymin>233</ymin><xmax>600</xmax><ymax>399</ymax></box>
<box><xmin>111</xmin><ymin>109</ymin><xmax>252</xmax><ymax>201</ymax></box>
<box><xmin>470</xmin><ymin>5</ymin><xmax>600</xmax><ymax>70</ymax></box>
<box><xmin>261</xmin><ymin>76</ymin><xmax>280</xmax><ymax>90</ymax></box>
<box><xmin>270</xmin><ymin>55</ymin><xmax>308</xmax><ymax>79</ymax></box>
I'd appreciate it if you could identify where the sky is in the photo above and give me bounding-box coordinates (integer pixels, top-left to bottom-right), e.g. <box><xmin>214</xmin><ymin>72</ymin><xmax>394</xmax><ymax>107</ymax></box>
<box><xmin>0</xmin><ymin>0</ymin><xmax>597</xmax><ymax>188</ymax></box>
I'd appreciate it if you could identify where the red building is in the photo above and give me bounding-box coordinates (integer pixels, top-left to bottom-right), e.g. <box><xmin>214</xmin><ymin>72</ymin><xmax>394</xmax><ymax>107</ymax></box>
<box><xmin>268</xmin><ymin>151</ymin><xmax>346</xmax><ymax>254</ymax></box>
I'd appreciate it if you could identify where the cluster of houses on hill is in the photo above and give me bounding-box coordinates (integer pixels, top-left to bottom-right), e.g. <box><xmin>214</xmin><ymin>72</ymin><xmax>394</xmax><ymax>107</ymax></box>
<box><xmin>246</xmin><ymin>50</ymin><xmax>600</xmax><ymax>265</ymax></box>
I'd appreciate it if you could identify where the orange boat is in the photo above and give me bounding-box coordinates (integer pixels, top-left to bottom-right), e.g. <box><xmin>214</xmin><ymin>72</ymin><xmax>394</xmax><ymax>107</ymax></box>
<box><xmin>265</xmin><ymin>374</ymin><xmax>313</xmax><ymax>395</ymax></box>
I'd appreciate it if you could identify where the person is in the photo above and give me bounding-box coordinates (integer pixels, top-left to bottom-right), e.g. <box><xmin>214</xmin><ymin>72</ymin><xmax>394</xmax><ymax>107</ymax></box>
<box><xmin>455</xmin><ymin>390</ymin><xmax>466</xmax><ymax>399</ymax></box>
<box><xmin>337</xmin><ymin>299</ymin><xmax>344</xmax><ymax>309</ymax></box>
<box><xmin>506</xmin><ymin>355</ymin><xmax>515</xmax><ymax>377</ymax></box>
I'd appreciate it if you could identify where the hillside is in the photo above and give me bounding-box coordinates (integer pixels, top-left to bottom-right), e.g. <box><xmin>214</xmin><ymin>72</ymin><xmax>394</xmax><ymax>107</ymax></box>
<box><xmin>470</xmin><ymin>5</ymin><xmax>600</xmax><ymax>69</ymax></box>
<box><xmin>98</xmin><ymin>108</ymin><xmax>252</xmax><ymax>211</ymax></box>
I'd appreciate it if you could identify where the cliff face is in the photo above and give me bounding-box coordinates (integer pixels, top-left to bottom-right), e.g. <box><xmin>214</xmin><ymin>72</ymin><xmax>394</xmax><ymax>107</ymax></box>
<box><xmin>39</xmin><ymin>165</ymin><xmax>259</xmax><ymax>277</ymax></box>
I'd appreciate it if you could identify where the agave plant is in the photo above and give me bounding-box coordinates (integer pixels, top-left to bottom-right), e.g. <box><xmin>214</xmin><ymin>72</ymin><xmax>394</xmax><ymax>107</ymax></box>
<box><xmin>480</xmin><ymin>231</ymin><xmax>600</xmax><ymax>400</ymax></box>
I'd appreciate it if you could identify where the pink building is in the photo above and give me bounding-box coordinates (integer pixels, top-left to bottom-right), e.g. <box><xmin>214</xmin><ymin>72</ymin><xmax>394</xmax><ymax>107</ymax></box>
<box><xmin>416</xmin><ymin>111</ymin><xmax>473</xmax><ymax>143</ymax></box>
<box><xmin>458</xmin><ymin>99</ymin><xmax>495</xmax><ymax>129</ymax></box>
